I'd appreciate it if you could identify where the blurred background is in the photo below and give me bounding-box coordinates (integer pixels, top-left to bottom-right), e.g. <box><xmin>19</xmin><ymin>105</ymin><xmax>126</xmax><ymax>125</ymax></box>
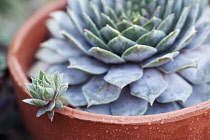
<box><xmin>0</xmin><ymin>0</ymin><xmax>55</xmax><ymax>139</ymax></box>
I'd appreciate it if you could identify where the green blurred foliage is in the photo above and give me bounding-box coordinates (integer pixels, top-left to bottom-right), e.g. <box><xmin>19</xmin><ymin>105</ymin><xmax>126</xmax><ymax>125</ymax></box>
<box><xmin>0</xmin><ymin>0</ymin><xmax>54</xmax><ymax>46</ymax></box>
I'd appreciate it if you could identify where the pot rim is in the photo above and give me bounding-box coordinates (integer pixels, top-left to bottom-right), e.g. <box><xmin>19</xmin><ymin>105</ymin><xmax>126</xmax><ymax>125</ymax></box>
<box><xmin>8</xmin><ymin>0</ymin><xmax>210</xmax><ymax>125</ymax></box>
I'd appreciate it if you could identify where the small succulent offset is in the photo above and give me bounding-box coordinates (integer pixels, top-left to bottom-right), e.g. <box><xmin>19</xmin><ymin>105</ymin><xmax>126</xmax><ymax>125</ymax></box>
<box><xmin>23</xmin><ymin>71</ymin><xmax>70</xmax><ymax>121</ymax></box>
<box><xmin>30</xmin><ymin>0</ymin><xmax>210</xmax><ymax>116</ymax></box>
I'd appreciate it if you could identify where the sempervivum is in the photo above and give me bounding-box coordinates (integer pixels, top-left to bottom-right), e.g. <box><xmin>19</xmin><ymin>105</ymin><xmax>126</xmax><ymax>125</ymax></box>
<box><xmin>29</xmin><ymin>0</ymin><xmax>210</xmax><ymax>116</ymax></box>
<box><xmin>23</xmin><ymin>71</ymin><xmax>70</xmax><ymax>120</ymax></box>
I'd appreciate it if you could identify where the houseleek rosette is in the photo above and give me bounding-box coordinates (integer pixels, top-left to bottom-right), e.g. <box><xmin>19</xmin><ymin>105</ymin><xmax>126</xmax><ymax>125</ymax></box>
<box><xmin>23</xmin><ymin>71</ymin><xmax>70</xmax><ymax>120</ymax></box>
<box><xmin>29</xmin><ymin>0</ymin><xmax>210</xmax><ymax>116</ymax></box>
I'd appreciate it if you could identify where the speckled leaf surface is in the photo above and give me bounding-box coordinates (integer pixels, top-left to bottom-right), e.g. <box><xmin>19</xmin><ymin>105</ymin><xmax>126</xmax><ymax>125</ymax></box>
<box><xmin>48</xmin><ymin>64</ymin><xmax>90</xmax><ymax>85</ymax></box>
<box><xmin>157</xmin><ymin>73</ymin><xmax>192</xmax><ymax>103</ymax></box>
<box><xmin>41</xmin><ymin>39</ymin><xmax>84</xmax><ymax>58</ymax></box>
<box><xmin>142</xmin><ymin>51</ymin><xmax>179</xmax><ymax>68</ymax></box>
<box><xmin>179</xmin><ymin>44</ymin><xmax>210</xmax><ymax>84</ymax></box>
<box><xmin>82</xmin><ymin>76</ymin><xmax>121</xmax><ymax>106</ymax></box>
<box><xmin>122</xmin><ymin>45</ymin><xmax>157</xmax><ymax>62</ymax></box>
<box><xmin>108</xmin><ymin>35</ymin><xmax>137</xmax><ymax>54</ymax></box>
<box><xmin>182</xmin><ymin>83</ymin><xmax>210</xmax><ymax>107</ymax></box>
<box><xmin>68</xmin><ymin>56</ymin><xmax>109</xmax><ymax>75</ymax></box>
<box><xmin>104</xmin><ymin>64</ymin><xmax>143</xmax><ymax>89</ymax></box>
<box><xmin>159</xmin><ymin>52</ymin><xmax>199</xmax><ymax>73</ymax></box>
<box><xmin>111</xmin><ymin>87</ymin><xmax>148</xmax><ymax>116</ymax></box>
<box><xmin>36</xmin><ymin>48</ymin><xmax>66</xmax><ymax>64</ymax></box>
<box><xmin>89</xmin><ymin>47</ymin><xmax>125</xmax><ymax>64</ymax></box>
<box><xmin>61</xmin><ymin>31</ymin><xmax>90</xmax><ymax>54</ymax></box>
<box><xmin>137</xmin><ymin>29</ymin><xmax>166</xmax><ymax>47</ymax></box>
<box><xmin>130</xmin><ymin>68</ymin><xmax>167</xmax><ymax>105</ymax></box>
<box><xmin>122</xmin><ymin>25</ymin><xmax>148</xmax><ymax>41</ymax></box>
<box><xmin>64</xmin><ymin>84</ymin><xmax>88</xmax><ymax>107</ymax></box>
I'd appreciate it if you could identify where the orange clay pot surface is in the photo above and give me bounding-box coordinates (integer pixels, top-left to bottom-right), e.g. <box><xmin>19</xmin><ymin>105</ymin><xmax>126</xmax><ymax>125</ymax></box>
<box><xmin>8</xmin><ymin>0</ymin><xmax>210</xmax><ymax>139</ymax></box>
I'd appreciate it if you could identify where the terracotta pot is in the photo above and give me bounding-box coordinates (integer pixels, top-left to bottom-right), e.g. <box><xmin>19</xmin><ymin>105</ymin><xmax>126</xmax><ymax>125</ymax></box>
<box><xmin>8</xmin><ymin>0</ymin><xmax>210</xmax><ymax>139</ymax></box>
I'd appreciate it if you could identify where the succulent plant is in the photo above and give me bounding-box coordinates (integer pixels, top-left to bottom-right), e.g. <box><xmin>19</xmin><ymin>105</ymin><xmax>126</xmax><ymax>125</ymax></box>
<box><xmin>29</xmin><ymin>0</ymin><xmax>210</xmax><ymax>116</ymax></box>
<box><xmin>23</xmin><ymin>71</ymin><xmax>70</xmax><ymax>121</ymax></box>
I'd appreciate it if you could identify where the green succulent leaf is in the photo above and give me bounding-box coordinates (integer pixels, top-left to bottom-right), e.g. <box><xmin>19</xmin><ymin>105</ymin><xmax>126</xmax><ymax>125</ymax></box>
<box><xmin>185</xmin><ymin>21</ymin><xmax>210</xmax><ymax>50</ymax></box>
<box><xmin>117</xmin><ymin>19</ymin><xmax>133</xmax><ymax>32</ymax></box>
<box><xmin>46</xmin><ymin>19</ymin><xmax>64</xmax><ymax>39</ymax></box>
<box><xmin>122</xmin><ymin>45</ymin><xmax>157</xmax><ymax>62</ymax></box>
<box><xmin>142</xmin><ymin>51</ymin><xmax>180</xmax><ymax>68</ymax></box>
<box><xmin>67</xmin><ymin>9</ymin><xmax>85</xmax><ymax>35</ymax></box>
<box><xmin>104</xmin><ymin>64</ymin><xmax>143</xmax><ymax>89</ymax></box>
<box><xmin>158</xmin><ymin>14</ymin><xmax>174</xmax><ymax>34</ymax></box>
<box><xmin>162</xmin><ymin>0</ymin><xmax>174</xmax><ymax>19</ymax></box>
<box><xmin>159</xmin><ymin>52</ymin><xmax>199</xmax><ymax>74</ymax></box>
<box><xmin>133</xmin><ymin>15</ymin><xmax>148</xmax><ymax>26</ymax></box>
<box><xmin>68</xmin><ymin>56</ymin><xmax>109</xmax><ymax>75</ymax></box>
<box><xmin>101</xmin><ymin>13</ymin><xmax>118</xmax><ymax>29</ymax></box>
<box><xmin>55</xmin><ymin>99</ymin><xmax>63</xmax><ymax>110</ymax></box>
<box><xmin>89</xmin><ymin>47</ymin><xmax>125</xmax><ymax>64</ymax></box>
<box><xmin>36</xmin><ymin>85</ymin><xmax>45</xmax><ymax>97</ymax></box>
<box><xmin>60</xmin><ymin>30</ymin><xmax>90</xmax><ymax>54</ymax></box>
<box><xmin>100</xmin><ymin>25</ymin><xmax>120</xmax><ymax>42</ymax></box>
<box><xmin>48</xmin><ymin>64</ymin><xmax>90</xmax><ymax>85</ymax></box>
<box><xmin>183</xmin><ymin>2</ymin><xmax>200</xmax><ymax>31</ymax></box>
<box><xmin>84</xmin><ymin>29</ymin><xmax>110</xmax><ymax>51</ymax></box>
<box><xmin>59</xmin><ymin>97</ymin><xmax>70</xmax><ymax>106</ymax></box>
<box><xmin>78</xmin><ymin>0</ymin><xmax>92</xmax><ymax>17</ymax></box>
<box><xmin>172</xmin><ymin>0</ymin><xmax>182</xmax><ymax>21</ymax></box>
<box><xmin>68</xmin><ymin>0</ymin><xmax>82</xmax><ymax>18</ymax></box>
<box><xmin>174</xmin><ymin>6</ymin><xmax>191</xmax><ymax>30</ymax></box>
<box><xmin>152</xmin><ymin>6</ymin><xmax>162</xmax><ymax>18</ymax></box>
<box><xmin>36</xmin><ymin>106</ymin><xmax>47</xmax><ymax>117</ymax></box>
<box><xmin>156</xmin><ymin>29</ymin><xmax>180</xmax><ymax>52</ymax></box>
<box><xmin>108</xmin><ymin>7</ymin><xmax>119</xmax><ymax>22</ymax></box>
<box><xmin>110</xmin><ymin>87</ymin><xmax>148</xmax><ymax>116</ymax></box>
<box><xmin>53</xmin><ymin>72</ymin><xmax>63</xmax><ymax>90</ymax></box>
<box><xmin>46</xmin><ymin>100</ymin><xmax>55</xmax><ymax>112</ymax></box>
<box><xmin>121</xmin><ymin>25</ymin><xmax>149</xmax><ymax>41</ymax></box>
<box><xmin>130</xmin><ymin>68</ymin><xmax>168</xmax><ymax>105</ymax></box>
<box><xmin>137</xmin><ymin>29</ymin><xmax>166</xmax><ymax>47</ymax></box>
<box><xmin>108</xmin><ymin>35</ymin><xmax>137</xmax><ymax>54</ymax></box>
<box><xmin>179</xmin><ymin>44</ymin><xmax>210</xmax><ymax>84</ymax></box>
<box><xmin>182</xmin><ymin>83</ymin><xmax>210</xmax><ymax>107</ymax></box>
<box><xmin>83</xmin><ymin>12</ymin><xmax>102</xmax><ymax>38</ymax></box>
<box><xmin>64</xmin><ymin>84</ymin><xmax>88</xmax><ymax>107</ymax></box>
<box><xmin>90</xmin><ymin>2</ymin><xmax>103</xmax><ymax>28</ymax></box>
<box><xmin>43</xmin><ymin>88</ymin><xmax>55</xmax><ymax>101</ymax></box>
<box><xmin>157</xmin><ymin>73</ymin><xmax>192</xmax><ymax>103</ymax></box>
<box><xmin>173</xmin><ymin>26</ymin><xmax>197</xmax><ymax>51</ymax></box>
<box><xmin>32</xmin><ymin>99</ymin><xmax>49</xmax><ymax>106</ymax></box>
<box><xmin>82</xmin><ymin>76</ymin><xmax>121</xmax><ymax>106</ymax></box>
<box><xmin>22</xmin><ymin>99</ymin><xmax>36</xmax><ymax>106</ymax></box>
<box><xmin>142</xmin><ymin>17</ymin><xmax>162</xmax><ymax>31</ymax></box>
<box><xmin>25</xmin><ymin>83</ymin><xmax>40</xmax><ymax>99</ymax></box>
<box><xmin>41</xmin><ymin>39</ymin><xmax>84</xmax><ymax>58</ymax></box>
<box><xmin>50</xmin><ymin>11</ymin><xmax>80</xmax><ymax>38</ymax></box>
<box><xmin>36</xmin><ymin>48</ymin><xmax>66</xmax><ymax>64</ymax></box>
<box><xmin>57</xmin><ymin>83</ymin><xmax>69</xmax><ymax>98</ymax></box>
<box><xmin>47</xmin><ymin>111</ymin><xmax>55</xmax><ymax>121</ymax></box>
